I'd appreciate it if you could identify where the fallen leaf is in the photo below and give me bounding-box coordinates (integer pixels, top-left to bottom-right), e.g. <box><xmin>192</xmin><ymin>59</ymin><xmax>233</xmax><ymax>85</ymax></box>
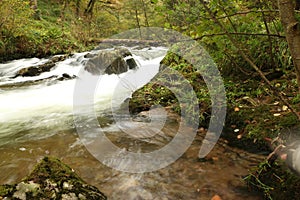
<box><xmin>282</xmin><ymin>105</ymin><xmax>288</xmax><ymax>111</ymax></box>
<box><xmin>212</xmin><ymin>156</ymin><xmax>219</xmax><ymax>161</ymax></box>
<box><xmin>211</xmin><ymin>194</ymin><xmax>222</xmax><ymax>200</ymax></box>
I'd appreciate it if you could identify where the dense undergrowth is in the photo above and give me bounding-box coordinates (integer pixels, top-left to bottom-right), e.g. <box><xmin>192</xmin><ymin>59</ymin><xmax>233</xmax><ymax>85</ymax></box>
<box><xmin>128</xmin><ymin>49</ymin><xmax>300</xmax><ymax>199</ymax></box>
<box><xmin>130</xmin><ymin>50</ymin><xmax>299</xmax><ymax>147</ymax></box>
<box><xmin>0</xmin><ymin>0</ymin><xmax>84</xmax><ymax>62</ymax></box>
<box><xmin>0</xmin><ymin>0</ymin><xmax>125</xmax><ymax>62</ymax></box>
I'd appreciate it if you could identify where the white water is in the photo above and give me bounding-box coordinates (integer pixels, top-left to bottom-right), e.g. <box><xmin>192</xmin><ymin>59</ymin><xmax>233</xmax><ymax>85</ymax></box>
<box><xmin>0</xmin><ymin>47</ymin><xmax>167</xmax><ymax>145</ymax></box>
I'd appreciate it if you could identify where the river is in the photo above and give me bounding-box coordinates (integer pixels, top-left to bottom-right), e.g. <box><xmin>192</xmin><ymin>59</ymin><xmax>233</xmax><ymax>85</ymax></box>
<box><xmin>0</xmin><ymin>47</ymin><xmax>264</xmax><ymax>199</ymax></box>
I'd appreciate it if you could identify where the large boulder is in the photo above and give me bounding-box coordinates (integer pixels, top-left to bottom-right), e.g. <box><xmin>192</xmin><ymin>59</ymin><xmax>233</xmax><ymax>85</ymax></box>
<box><xmin>84</xmin><ymin>47</ymin><xmax>137</xmax><ymax>75</ymax></box>
<box><xmin>14</xmin><ymin>54</ymin><xmax>69</xmax><ymax>77</ymax></box>
<box><xmin>0</xmin><ymin>157</ymin><xmax>107</xmax><ymax>200</ymax></box>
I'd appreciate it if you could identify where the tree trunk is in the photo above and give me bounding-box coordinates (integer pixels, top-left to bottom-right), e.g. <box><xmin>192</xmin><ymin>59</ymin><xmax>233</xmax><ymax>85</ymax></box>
<box><xmin>85</xmin><ymin>0</ymin><xmax>96</xmax><ymax>16</ymax></box>
<box><xmin>140</xmin><ymin>0</ymin><xmax>149</xmax><ymax>27</ymax></box>
<box><xmin>76</xmin><ymin>0</ymin><xmax>81</xmax><ymax>17</ymax></box>
<box><xmin>296</xmin><ymin>0</ymin><xmax>300</xmax><ymax>10</ymax></box>
<box><xmin>30</xmin><ymin>0</ymin><xmax>38</xmax><ymax>10</ymax></box>
<box><xmin>134</xmin><ymin>5</ymin><xmax>142</xmax><ymax>39</ymax></box>
<box><xmin>30</xmin><ymin>0</ymin><xmax>40</xmax><ymax>19</ymax></box>
<box><xmin>278</xmin><ymin>0</ymin><xmax>300</xmax><ymax>92</ymax></box>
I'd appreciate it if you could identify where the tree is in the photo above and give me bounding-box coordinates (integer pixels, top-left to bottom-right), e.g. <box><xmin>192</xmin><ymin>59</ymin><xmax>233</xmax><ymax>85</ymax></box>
<box><xmin>278</xmin><ymin>0</ymin><xmax>300</xmax><ymax>92</ymax></box>
<box><xmin>75</xmin><ymin>0</ymin><xmax>81</xmax><ymax>17</ymax></box>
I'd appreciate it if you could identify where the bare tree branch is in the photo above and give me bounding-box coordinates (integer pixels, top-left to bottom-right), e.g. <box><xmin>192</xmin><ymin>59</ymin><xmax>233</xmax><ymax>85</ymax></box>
<box><xmin>194</xmin><ymin>32</ymin><xmax>285</xmax><ymax>40</ymax></box>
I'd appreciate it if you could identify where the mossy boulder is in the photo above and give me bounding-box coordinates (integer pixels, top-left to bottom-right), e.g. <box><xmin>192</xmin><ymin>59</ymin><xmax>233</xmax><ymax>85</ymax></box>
<box><xmin>0</xmin><ymin>157</ymin><xmax>107</xmax><ymax>200</ymax></box>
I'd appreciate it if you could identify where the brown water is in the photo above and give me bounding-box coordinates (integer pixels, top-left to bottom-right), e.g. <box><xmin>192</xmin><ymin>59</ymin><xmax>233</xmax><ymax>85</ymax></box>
<box><xmin>0</xmin><ymin>112</ymin><xmax>264</xmax><ymax>200</ymax></box>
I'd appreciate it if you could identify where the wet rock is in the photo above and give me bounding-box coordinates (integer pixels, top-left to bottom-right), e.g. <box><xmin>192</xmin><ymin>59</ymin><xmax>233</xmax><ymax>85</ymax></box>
<box><xmin>0</xmin><ymin>73</ymin><xmax>76</xmax><ymax>90</ymax></box>
<box><xmin>14</xmin><ymin>54</ymin><xmax>69</xmax><ymax>77</ymax></box>
<box><xmin>126</xmin><ymin>58</ymin><xmax>138</xmax><ymax>70</ymax></box>
<box><xmin>0</xmin><ymin>75</ymin><xmax>59</xmax><ymax>90</ymax></box>
<box><xmin>84</xmin><ymin>47</ymin><xmax>137</xmax><ymax>75</ymax></box>
<box><xmin>84</xmin><ymin>53</ymin><xmax>96</xmax><ymax>59</ymax></box>
<box><xmin>57</xmin><ymin>73</ymin><xmax>76</xmax><ymax>81</ymax></box>
<box><xmin>0</xmin><ymin>157</ymin><xmax>107</xmax><ymax>200</ymax></box>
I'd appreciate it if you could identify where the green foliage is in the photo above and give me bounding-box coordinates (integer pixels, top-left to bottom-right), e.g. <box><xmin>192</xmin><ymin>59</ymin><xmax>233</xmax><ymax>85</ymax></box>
<box><xmin>244</xmin><ymin>161</ymin><xmax>274</xmax><ymax>199</ymax></box>
<box><xmin>245</xmin><ymin>160</ymin><xmax>300</xmax><ymax>199</ymax></box>
<box><xmin>121</xmin><ymin>0</ymin><xmax>163</xmax><ymax>28</ymax></box>
<box><xmin>0</xmin><ymin>0</ymin><xmax>140</xmax><ymax>61</ymax></box>
<box><xmin>0</xmin><ymin>0</ymin><xmax>33</xmax><ymax>37</ymax></box>
<box><xmin>156</xmin><ymin>0</ymin><xmax>292</xmax><ymax>78</ymax></box>
<box><xmin>292</xmin><ymin>94</ymin><xmax>300</xmax><ymax>104</ymax></box>
<box><xmin>0</xmin><ymin>185</ymin><xmax>14</xmax><ymax>197</ymax></box>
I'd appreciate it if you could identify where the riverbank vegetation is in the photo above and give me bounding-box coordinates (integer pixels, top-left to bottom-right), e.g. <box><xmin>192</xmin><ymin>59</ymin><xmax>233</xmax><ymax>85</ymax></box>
<box><xmin>1</xmin><ymin>0</ymin><xmax>300</xmax><ymax>199</ymax></box>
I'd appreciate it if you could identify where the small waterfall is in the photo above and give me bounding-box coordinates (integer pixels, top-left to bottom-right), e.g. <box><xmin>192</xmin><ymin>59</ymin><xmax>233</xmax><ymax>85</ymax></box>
<box><xmin>0</xmin><ymin>47</ymin><xmax>167</xmax><ymax>146</ymax></box>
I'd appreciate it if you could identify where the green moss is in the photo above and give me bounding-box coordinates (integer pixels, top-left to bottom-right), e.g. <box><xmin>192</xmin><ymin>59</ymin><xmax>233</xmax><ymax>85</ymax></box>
<box><xmin>278</xmin><ymin>112</ymin><xmax>298</xmax><ymax>127</ymax></box>
<box><xmin>25</xmin><ymin>157</ymin><xmax>82</xmax><ymax>184</ymax></box>
<box><xmin>0</xmin><ymin>184</ymin><xmax>15</xmax><ymax>197</ymax></box>
<box><xmin>0</xmin><ymin>157</ymin><xmax>107</xmax><ymax>199</ymax></box>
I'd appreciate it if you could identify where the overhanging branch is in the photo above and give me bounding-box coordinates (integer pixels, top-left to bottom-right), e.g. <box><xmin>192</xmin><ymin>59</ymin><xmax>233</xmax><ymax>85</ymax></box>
<box><xmin>194</xmin><ymin>32</ymin><xmax>285</xmax><ymax>40</ymax></box>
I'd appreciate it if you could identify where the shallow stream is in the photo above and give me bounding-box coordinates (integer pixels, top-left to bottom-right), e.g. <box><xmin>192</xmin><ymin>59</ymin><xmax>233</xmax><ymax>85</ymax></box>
<box><xmin>0</xmin><ymin>47</ymin><xmax>264</xmax><ymax>199</ymax></box>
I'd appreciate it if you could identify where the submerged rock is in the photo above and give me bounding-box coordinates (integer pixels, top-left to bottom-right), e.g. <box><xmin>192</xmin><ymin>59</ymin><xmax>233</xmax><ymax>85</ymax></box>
<box><xmin>0</xmin><ymin>157</ymin><xmax>107</xmax><ymax>200</ymax></box>
<box><xmin>84</xmin><ymin>47</ymin><xmax>137</xmax><ymax>75</ymax></box>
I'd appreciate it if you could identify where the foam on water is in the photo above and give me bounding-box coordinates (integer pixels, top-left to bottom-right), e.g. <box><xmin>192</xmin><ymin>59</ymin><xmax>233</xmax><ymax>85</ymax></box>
<box><xmin>0</xmin><ymin>47</ymin><xmax>167</xmax><ymax>144</ymax></box>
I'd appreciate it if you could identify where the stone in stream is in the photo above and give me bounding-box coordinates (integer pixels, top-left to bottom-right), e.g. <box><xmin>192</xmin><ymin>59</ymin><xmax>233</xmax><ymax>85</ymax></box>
<box><xmin>84</xmin><ymin>47</ymin><xmax>137</xmax><ymax>75</ymax></box>
<box><xmin>125</xmin><ymin>58</ymin><xmax>138</xmax><ymax>70</ymax></box>
<box><xmin>0</xmin><ymin>157</ymin><xmax>107</xmax><ymax>200</ymax></box>
<box><xmin>0</xmin><ymin>73</ymin><xmax>76</xmax><ymax>90</ymax></box>
<box><xmin>13</xmin><ymin>54</ymin><xmax>69</xmax><ymax>77</ymax></box>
